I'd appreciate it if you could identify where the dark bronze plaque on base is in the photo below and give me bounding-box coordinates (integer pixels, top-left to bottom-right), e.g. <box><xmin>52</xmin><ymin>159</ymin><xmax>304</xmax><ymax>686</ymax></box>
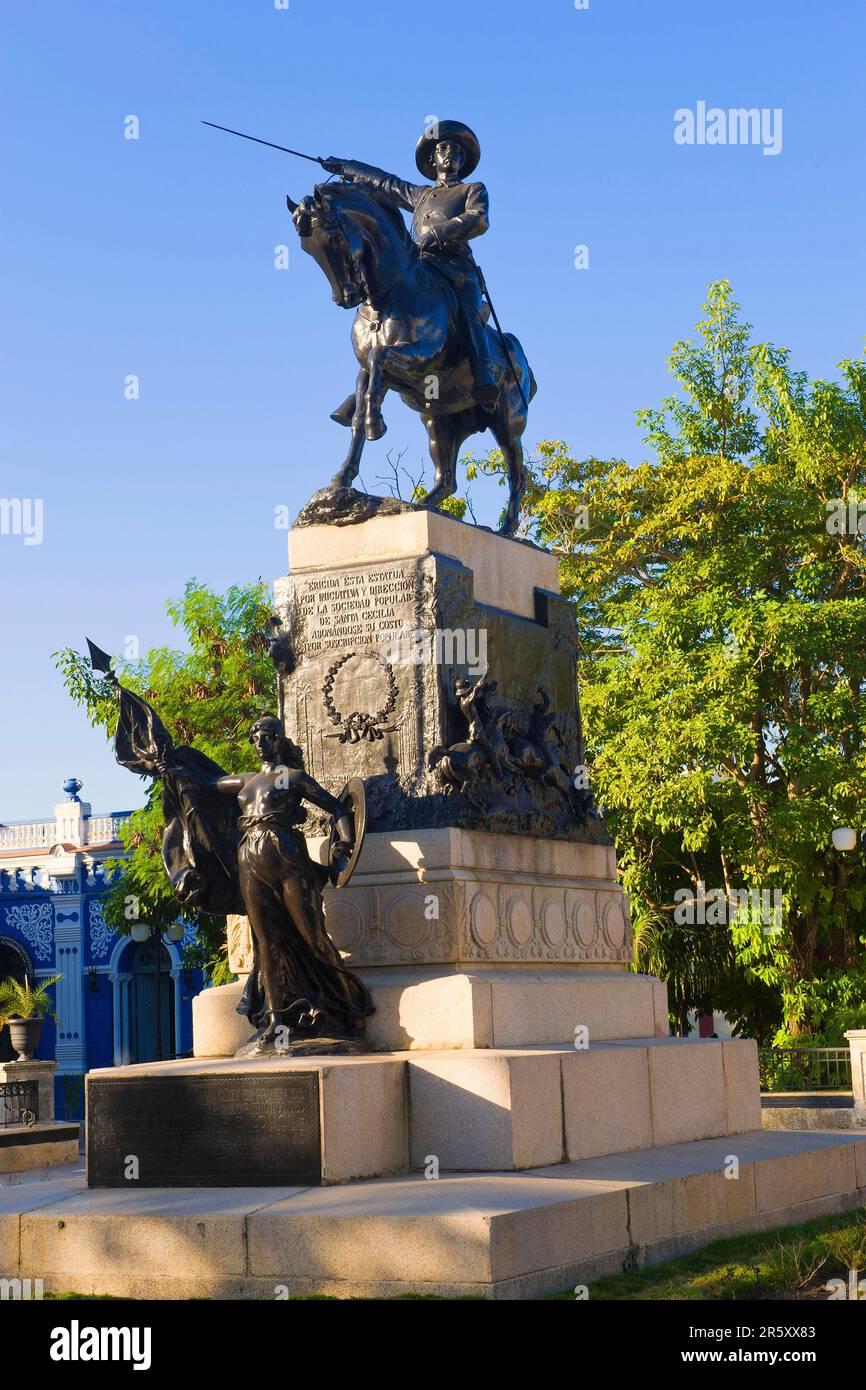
<box><xmin>87</xmin><ymin>1072</ymin><xmax>321</xmax><ymax>1187</ymax></box>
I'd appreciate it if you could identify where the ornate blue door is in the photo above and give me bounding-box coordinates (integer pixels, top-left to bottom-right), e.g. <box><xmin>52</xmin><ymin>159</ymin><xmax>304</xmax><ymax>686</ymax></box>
<box><xmin>129</xmin><ymin>940</ymin><xmax>174</xmax><ymax>1062</ymax></box>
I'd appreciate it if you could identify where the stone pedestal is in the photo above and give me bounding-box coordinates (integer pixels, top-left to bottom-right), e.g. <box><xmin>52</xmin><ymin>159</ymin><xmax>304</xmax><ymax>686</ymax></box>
<box><xmin>181</xmin><ymin>509</ymin><xmax>758</xmax><ymax>1194</ymax></box>
<box><xmin>273</xmin><ymin>509</ymin><xmax>600</xmax><ymax>841</ymax></box>
<box><xmin>195</xmin><ymin>825</ymin><xmax>649</xmax><ymax>1054</ymax></box>
<box><xmin>0</xmin><ymin>1058</ymin><xmax>57</xmax><ymax>1122</ymax></box>
<box><xmin>66</xmin><ymin>506</ymin><xmax>840</xmax><ymax>1287</ymax></box>
<box><xmin>74</xmin><ymin>508</ymin><xmax>789</xmax><ymax>1289</ymax></box>
<box><xmin>0</xmin><ymin>1060</ymin><xmax>78</xmax><ymax>1172</ymax></box>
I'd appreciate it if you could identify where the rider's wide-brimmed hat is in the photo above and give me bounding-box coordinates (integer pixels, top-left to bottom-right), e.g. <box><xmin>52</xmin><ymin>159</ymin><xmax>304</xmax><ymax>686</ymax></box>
<box><xmin>415</xmin><ymin>120</ymin><xmax>481</xmax><ymax>179</ymax></box>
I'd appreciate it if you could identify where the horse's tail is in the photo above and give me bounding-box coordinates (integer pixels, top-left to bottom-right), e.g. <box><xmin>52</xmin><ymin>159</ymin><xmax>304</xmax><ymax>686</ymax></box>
<box><xmin>503</xmin><ymin>332</ymin><xmax>536</xmax><ymax>404</ymax></box>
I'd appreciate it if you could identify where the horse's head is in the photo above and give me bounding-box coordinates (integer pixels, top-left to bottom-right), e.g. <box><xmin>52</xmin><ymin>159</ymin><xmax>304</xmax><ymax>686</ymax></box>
<box><xmin>288</xmin><ymin>181</ymin><xmax>414</xmax><ymax>309</ymax></box>
<box><xmin>288</xmin><ymin>184</ymin><xmax>367</xmax><ymax>308</ymax></box>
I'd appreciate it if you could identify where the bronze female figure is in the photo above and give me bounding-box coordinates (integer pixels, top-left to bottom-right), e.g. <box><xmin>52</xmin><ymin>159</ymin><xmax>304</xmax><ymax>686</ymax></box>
<box><xmin>85</xmin><ymin>641</ymin><xmax>375</xmax><ymax>1056</ymax></box>
<box><xmin>216</xmin><ymin>717</ymin><xmax>373</xmax><ymax>1051</ymax></box>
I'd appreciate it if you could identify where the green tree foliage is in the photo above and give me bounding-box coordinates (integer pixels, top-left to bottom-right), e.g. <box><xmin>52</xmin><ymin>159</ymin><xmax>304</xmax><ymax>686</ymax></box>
<box><xmin>466</xmin><ymin>283</ymin><xmax>866</xmax><ymax>1039</ymax></box>
<box><xmin>54</xmin><ymin>580</ymin><xmax>275</xmax><ymax>979</ymax></box>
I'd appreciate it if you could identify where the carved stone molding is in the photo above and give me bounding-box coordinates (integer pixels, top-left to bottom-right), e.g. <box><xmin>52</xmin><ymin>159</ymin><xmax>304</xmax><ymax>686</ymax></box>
<box><xmin>318</xmin><ymin>828</ymin><xmax>631</xmax><ymax>969</ymax></box>
<box><xmin>226</xmin><ymin>914</ymin><xmax>254</xmax><ymax>976</ymax></box>
<box><xmin>222</xmin><ymin>831</ymin><xmax>631</xmax><ymax>974</ymax></box>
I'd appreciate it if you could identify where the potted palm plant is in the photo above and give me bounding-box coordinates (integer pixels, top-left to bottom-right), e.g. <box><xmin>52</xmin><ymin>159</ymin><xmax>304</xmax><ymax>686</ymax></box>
<box><xmin>0</xmin><ymin>975</ymin><xmax>61</xmax><ymax>1061</ymax></box>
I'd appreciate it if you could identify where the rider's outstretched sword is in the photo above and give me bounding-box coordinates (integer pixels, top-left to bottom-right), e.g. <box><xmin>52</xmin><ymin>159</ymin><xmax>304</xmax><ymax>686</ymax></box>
<box><xmin>202</xmin><ymin>120</ymin><xmax>531</xmax><ymax>415</ymax></box>
<box><xmin>201</xmin><ymin>120</ymin><xmax>326</xmax><ymax>165</ymax></box>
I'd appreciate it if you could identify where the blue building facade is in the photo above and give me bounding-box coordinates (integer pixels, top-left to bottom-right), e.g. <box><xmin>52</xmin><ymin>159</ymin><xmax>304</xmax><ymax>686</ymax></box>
<box><xmin>0</xmin><ymin>781</ymin><xmax>206</xmax><ymax>1119</ymax></box>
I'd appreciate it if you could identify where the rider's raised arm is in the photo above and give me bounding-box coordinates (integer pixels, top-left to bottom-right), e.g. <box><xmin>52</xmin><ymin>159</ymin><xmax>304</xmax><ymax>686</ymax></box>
<box><xmin>328</xmin><ymin>158</ymin><xmax>423</xmax><ymax>212</ymax></box>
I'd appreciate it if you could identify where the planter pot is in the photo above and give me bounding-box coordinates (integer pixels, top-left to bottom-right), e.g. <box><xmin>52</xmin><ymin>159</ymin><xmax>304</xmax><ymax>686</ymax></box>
<box><xmin>6</xmin><ymin>1016</ymin><xmax>43</xmax><ymax>1062</ymax></box>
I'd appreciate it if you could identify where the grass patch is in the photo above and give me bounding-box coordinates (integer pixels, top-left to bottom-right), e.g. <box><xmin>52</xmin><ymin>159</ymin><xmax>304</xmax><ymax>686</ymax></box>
<box><xmin>545</xmin><ymin>1207</ymin><xmax>866</xmax><ymax>1300</ymax></box>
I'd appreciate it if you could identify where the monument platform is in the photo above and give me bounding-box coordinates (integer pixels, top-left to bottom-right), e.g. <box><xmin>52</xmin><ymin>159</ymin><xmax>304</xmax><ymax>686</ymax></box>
<box><xmin>74</xmin><ymin>505</ymin><xmax>825</xmax><ymax>1295</ymax></box>
<box><xmin>5</xmin><ymin>1129</ymin><xmax>865</xmax><ymax>1299</ymax></box>
<box><xmin>87</xmin><ymin>1037</ymin><xmax>761</xmax><ymax>1186</ymax></box>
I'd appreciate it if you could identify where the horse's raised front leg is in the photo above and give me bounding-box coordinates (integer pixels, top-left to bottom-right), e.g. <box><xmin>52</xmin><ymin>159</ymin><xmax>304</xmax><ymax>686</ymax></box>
<box><xmin>330</xmin><ymin>367</ymin><xmax>369</xmax><ymax>488</ymax></box>
<box><xmin>365</xmin><ymin>342</ymin><xmax>437</xmax><ymax>442</ymax></box>
<box><xmin>364</xmin><ymin>346</ymin><xmax>388</xmax><ymax>441</ymax></box>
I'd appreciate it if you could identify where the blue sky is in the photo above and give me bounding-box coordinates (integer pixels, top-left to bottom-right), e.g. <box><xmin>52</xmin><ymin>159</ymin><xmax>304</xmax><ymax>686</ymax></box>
<box><xmin>1</xmin><ymin>0</ymin><xmax>864</xmax><ymax>819</ymax></box>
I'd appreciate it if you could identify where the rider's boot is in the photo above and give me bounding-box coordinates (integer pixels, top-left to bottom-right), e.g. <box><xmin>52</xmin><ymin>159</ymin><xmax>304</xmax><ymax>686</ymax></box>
<box><xmin>464</xmin><ymin>315</ymin><xmax>500</xmax><ymax>412</ymax></box>
<box><xmin>330</xmin><ymin>393</ymin><xmax>357</xmax><ymax>427</ymax></box>
<box><xmin>472</xmin><ymin>371</ymin><xmax>500</xmax><ymax>413</ymax></box>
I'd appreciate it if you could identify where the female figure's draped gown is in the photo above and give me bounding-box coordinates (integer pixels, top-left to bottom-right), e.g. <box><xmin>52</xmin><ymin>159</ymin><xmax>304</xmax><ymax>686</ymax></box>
<box><xmin>236</xmin><ymin>802</ymin><xmax>373</xmax><ymax>1038</ymax></box>
<box><xmin>110</xmin><ymin>682</ymin><xmax>373</xmax><ymax>1044</ymax></box>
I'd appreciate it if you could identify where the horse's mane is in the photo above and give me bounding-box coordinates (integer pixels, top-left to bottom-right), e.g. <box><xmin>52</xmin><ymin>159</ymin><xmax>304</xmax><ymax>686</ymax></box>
<box><xmin>318</xmin><ymin>181</ymin><xmax>413</xmax><ymax>245</ymax></box>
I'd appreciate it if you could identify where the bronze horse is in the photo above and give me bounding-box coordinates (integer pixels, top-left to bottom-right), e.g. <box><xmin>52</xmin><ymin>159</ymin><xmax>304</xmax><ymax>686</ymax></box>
<box><xmin>288</xmin><ymin>181</ymin><xmax>536</xmax><ymax>535</ymax></box>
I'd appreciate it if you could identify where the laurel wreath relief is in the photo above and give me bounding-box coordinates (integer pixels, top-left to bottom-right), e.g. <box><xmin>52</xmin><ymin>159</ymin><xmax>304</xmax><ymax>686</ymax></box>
<box><xmin>322</xmin><ymin>651</ymin><xmax>398</xmax><ymax>743</ymax></box>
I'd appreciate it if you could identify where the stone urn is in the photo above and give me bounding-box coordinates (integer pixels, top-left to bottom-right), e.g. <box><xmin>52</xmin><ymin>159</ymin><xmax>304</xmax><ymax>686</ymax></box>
<box><xmin>6</xmin><ymin>1017</ymin><xmax>43</xmax><ymax>1062</ymax></box>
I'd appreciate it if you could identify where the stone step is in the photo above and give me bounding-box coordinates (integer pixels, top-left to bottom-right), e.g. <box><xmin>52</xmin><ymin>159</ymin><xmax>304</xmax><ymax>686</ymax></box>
<box><xmin>4</xmin><ymin>1129</ymin><xmax>864</xmax><ymax>1298</ymax></box>
<box><xmin>84</xmin><ymin>1038</ymin><xmax>761</xmax><ymax>1186</ymax></box>
<box><xmin>408</xmin><ymin>1037</ymin><xmax>762</xmax><ymax>1170</ymax></box>
<box><xmin>194</xmin><ymin>968</ymin><xmax>669</xmax><ymax>1055</ymax></box>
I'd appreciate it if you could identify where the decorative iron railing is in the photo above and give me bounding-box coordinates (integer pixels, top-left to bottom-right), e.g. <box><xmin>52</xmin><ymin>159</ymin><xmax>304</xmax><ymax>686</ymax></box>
<box><xmin>758</xmin><ymin>1047</ymin><xmax>852</xmax><ymax>1093</ymax></box>
<box><xmin>0</xmin><ymin>1080</ymin><xmax>39</xmax><ymax>1127</ymax></box>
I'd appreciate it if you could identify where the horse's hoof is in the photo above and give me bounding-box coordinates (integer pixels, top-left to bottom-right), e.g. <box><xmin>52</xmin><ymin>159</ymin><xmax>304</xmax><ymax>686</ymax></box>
<box><xmin>419</xmin><ymin>488</ymin><xmax>448</xmax><ymax>508</ymax></box>
<box><xmin>365</xmin><ymin>416</ymin><xmax>387</xmax><ymax>441</ymax></box>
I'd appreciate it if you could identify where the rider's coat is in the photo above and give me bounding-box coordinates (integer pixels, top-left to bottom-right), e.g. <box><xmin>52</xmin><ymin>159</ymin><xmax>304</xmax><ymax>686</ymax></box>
<box><xmin>337</xmin><ymin>161</ymin><xmax>496</xmax><ymax>396</ymax></box>
<box><xmin>338</xmin><ymin>161</ymin><xmax>489</xmax><ymax>273</ymax></box>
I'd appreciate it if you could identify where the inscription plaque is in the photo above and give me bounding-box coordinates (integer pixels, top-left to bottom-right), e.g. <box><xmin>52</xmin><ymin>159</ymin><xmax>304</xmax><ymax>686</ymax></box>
<box><xmin>87</xmin><ymin>1072</ymin><xmax>321</xmax><ymax>1187</ymax></box>
<box><xmin>290</xmin><ymin>562</ymin><xmax>420</xmax><ymax>655</ymax></box>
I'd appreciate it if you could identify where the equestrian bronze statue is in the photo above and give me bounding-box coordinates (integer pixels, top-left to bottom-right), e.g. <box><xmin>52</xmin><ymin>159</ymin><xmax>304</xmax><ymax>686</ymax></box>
<box><xmin>285</xmin><ymin>121</ymin><xmax>536</xmax><ymax>535</ymax></box>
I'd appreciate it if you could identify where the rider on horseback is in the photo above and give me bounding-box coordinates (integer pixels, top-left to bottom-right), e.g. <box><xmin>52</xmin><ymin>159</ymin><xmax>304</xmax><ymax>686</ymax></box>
<box><xmin>321</xmin><ymin>120</ymin><xmax>500</xmax><ymax>413</ymax></box>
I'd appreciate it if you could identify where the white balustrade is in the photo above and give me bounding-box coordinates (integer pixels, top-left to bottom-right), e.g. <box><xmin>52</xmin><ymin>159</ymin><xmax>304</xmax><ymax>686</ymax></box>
<box><xmin>0</xmin><ymin>813</ymin><xmax>129</xmax><ymax>852</ymax></box>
